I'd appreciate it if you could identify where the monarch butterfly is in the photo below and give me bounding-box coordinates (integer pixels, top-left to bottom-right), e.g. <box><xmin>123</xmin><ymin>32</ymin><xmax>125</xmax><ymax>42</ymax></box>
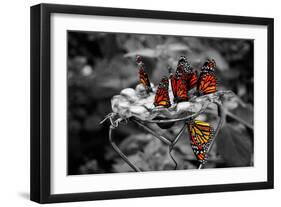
<box><xmin>177</xmin><ymin>56</ymin><xmax>190</xmax><ymax>75</ymax></box>
<box><xmin>154</xmin><ymin>76</ymin><xmax>171</xmax><ymax>108</ymax></box>
<box><xmin>177</xmin><ymin>57</ymin><xmax>197</xmax><ymax>86</ymax></box>
<box><xmin>171</xmin><ymin>56</ymin><xmax>197</xmax><ymax>102</ymax></box>
<box><xmin>197</xmin><ymin>59</ymin><xmax>217</xmax><ymax>95</ymax></box>
<box><xmin>187</xmin><ymin>120</ymin><xmax>213</xmax><ymax>163</ymax></box>
<box><xmin>171</xmin><ymin>72</ymin><xmax>189</xmax><ymax>103</ymax></box>
<box><xmin>136</xmin><ymin>55</ymin><xmax>152</xmax><ymax>93</ymax></box>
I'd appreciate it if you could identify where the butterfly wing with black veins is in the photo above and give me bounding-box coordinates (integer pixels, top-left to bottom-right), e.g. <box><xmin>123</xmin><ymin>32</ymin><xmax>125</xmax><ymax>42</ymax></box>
<box><xmin>197</xmin><ymin>59</ymin><xmax>217</xmax><ymax>95</ymax></box>
<box><xmin>154</xmin><ymin>76</ymin><xmax>171</xmax><ymax>108</ymax></box>
<box><xmin>136</xmin><ymin>55</ymin><xmax>152</xmax><ymax>93</ymax></box>
<box><xmin>187</xmin><ymin>120</ymin><xmax>214</xmax><ymax>163</ymax></box>
<box><xmin>172</xmin><ymin>73</ymin><xmax>189</xmax><ymax>103</ymax></box>
<box><xmin>170</xmin><ymin>57</ymin><xmax>189</xmax><ymax>103</ymax></box>
<box><xmin>172</xmin><ymin>56</ymin><xmax>198</xmax><ymax>103</ymax></box>
<box><xmin>178</xmin><ymin>56</ymin><xmax>198</xmax><ymax>90</ymax></box>
<box><xmin>187</xmin><ymin>66</ymin><xmax>198</xmax><ymax>89</ymax></box>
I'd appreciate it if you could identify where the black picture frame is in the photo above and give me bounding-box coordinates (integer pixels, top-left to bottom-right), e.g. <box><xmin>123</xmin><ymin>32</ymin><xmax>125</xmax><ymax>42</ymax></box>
<box><xmin>30</xmin><ymin>3</ymin><xmax>274</xmax><ymax>204</ymax></box>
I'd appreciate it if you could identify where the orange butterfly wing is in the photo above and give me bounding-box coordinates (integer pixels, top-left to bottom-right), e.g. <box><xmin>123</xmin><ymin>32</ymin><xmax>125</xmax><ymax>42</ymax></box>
<box><xmin>171</xmin><ymin>75</ymin><xmax>188</xmax><ymax>103</ymax></box>
<box><xmin>175</xmin><ymin>78</ymin><xmax>188</xmax><ymax>102</ymax></box>
<box><xmin>171</xmin><ymin>65</ymin><xmax>189</xmax><ymax>103</ymax></box>
<box><xmin>188</xmin><ymin>71</ymin><xmax>198</xmax><ymax>89</ymax></box>
<box><xmin>139</xmin><ymin>66</ymin><xmax>152</xmax><ymax>93</ymax></box>
<box><xmin>197</xmin><ymin>73</ymin><xmax>217</xmax><ymax>95</ymax></box>
<box><xmin>187</xmin><ymin>120</ymin><xmax>213</xmax><ymax>163</ymax></box>
<box><xmin>154</xmin><ymin>77</ymin><xmax>171</xmax><ymax>108</ymax></box>
<box><xmin>197</xmin><ymin>59</ymin><xmax>217</xmax><ymax>95</ymax></box>
<box><xmin>136</xmin><ymin>56</ymin><xmax>152</xmax><ymax>93</ymax></box>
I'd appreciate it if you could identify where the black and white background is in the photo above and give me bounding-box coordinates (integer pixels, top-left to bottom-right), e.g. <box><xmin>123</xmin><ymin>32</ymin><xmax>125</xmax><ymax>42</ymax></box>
<box><xmin>67</xmin><ymin>31</ymin><xmax>254</xmax><ymax>175</ymax></box>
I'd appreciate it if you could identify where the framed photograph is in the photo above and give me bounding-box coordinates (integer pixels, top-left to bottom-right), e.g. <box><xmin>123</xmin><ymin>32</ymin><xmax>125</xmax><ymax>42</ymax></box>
<box><xmin>30</xmin><ymin>3</ymin><xmax>274</xmax><ymax>203</ymax></box>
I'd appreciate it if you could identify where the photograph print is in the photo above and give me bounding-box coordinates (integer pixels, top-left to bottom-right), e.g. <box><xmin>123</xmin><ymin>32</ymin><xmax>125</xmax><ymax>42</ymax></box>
<box><xmin>67</xmin><ymin>31</ymin><xmax>254</xmax><ymax>175</ymax></box>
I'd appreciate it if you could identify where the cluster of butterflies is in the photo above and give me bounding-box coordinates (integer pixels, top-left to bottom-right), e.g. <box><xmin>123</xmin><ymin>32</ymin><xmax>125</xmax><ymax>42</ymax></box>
<box><xmin>136</xmin><ymin>55</ymin><xmax>217</xmax><ymax>164</ymax></box>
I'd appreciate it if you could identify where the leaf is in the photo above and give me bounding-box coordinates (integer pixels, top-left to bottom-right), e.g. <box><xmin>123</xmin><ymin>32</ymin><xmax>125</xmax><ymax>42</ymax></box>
<box><xmin>156</xmin><ymin>43</ymin><xmax>191</xmax><ymax>53</ymax></box>
<box><xmin>113</xmin><ymin>154</ymin><xmax>145</xmax><ymax>172</ymax></box>
<box><xmin>232</xmin><ymin>103</ymin><xmax>254</xmax><ymax>125</ymax></box>
<box><xmin>124</xmin><ymin>49</ymin><xmax>158</xmax><ymax>58</ymax></box>
<box><xmin>118</xmin><ymin>134</ymin><xmax>153</xmax><ymax>155</ymax></box>
<box><xmin>220</xmin><ymin>68</ymin><xmax>241</xmax><ymax>80</ymax></box>
<box><xmin>143</xmin><ymin>138</ymin><xmax>163</xmax><ymax>156</ymax></box>
<box><xmin>216</xmin><ymin>123</ymin><xmax>253</xmax><ymax>167</ymax></box>
<box><xmin>79</xmin><ymin>159</ymin><xmax>104</xmax><ymax>174</ymax></box>
<box><xmin>167</xmin><ymin>43</ymin><xmax>191</xmax><ymax>52</ymax></box>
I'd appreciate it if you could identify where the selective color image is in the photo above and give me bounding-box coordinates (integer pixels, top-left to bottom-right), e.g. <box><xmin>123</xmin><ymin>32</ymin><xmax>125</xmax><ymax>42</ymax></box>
<box><xmin>67</xmin><ymin>31</ymin><xmax>254</xmax><ymax>175</ymax></box>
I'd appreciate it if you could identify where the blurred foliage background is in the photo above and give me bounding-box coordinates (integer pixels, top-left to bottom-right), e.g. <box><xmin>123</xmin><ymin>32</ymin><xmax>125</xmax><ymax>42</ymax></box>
<box><xmin>67</xmin><ymin>31</ymin><xmax>254</xmax><ymax>175</ymax></box>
